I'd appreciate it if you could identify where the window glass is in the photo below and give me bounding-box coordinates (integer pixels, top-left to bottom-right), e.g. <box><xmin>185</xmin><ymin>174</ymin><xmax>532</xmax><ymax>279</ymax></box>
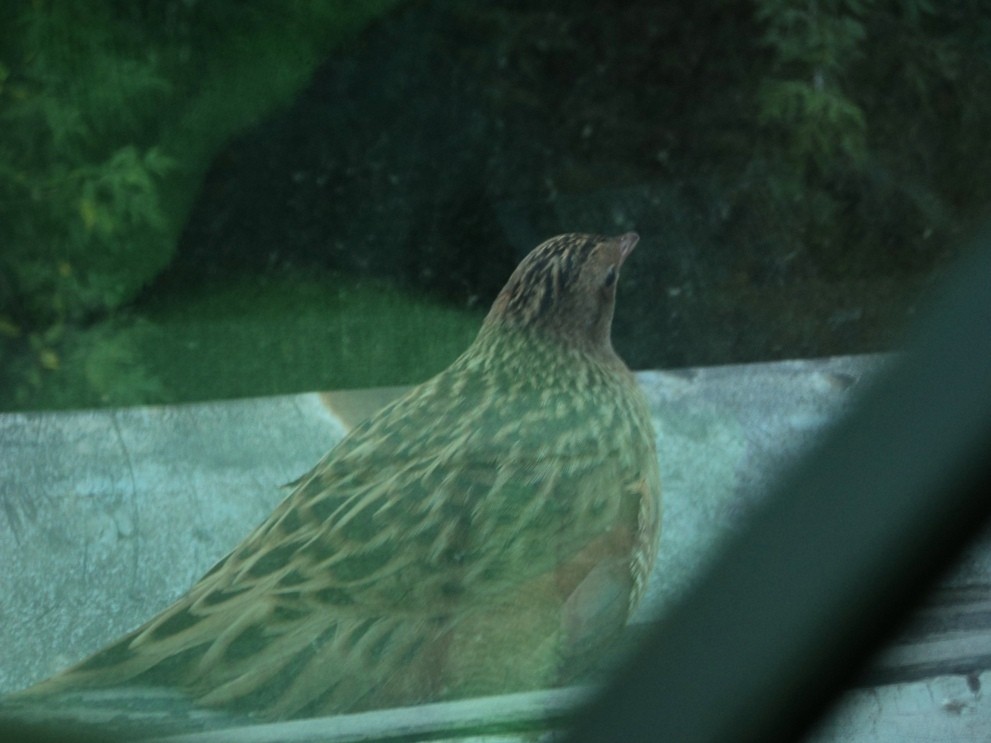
<box><xmin>1</xmin><ymin>2</ymin><xmax>986</xmax><ymax>740</ymax></box>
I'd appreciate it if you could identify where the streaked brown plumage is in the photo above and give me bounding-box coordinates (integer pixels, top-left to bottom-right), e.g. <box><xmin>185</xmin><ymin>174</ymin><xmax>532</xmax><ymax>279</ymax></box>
<box><xmin>17</xmin><ymin>232</ymin><xmax>661</xmax><ymax>721</ymax></box>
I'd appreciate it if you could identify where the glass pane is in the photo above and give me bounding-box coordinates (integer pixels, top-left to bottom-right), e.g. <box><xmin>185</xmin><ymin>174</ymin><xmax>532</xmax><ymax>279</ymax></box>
<box><xmin>2</xmin><ymin>2</ymin><xmax>987</xmax><ymax>740</ymax></box>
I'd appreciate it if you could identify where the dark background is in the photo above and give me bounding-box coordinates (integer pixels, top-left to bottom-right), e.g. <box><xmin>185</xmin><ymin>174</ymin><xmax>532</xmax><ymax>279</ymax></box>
<box><xmin>2</xmin><ymin>1</ymin><xmax>988</xmax><ymax>408</ymax></box>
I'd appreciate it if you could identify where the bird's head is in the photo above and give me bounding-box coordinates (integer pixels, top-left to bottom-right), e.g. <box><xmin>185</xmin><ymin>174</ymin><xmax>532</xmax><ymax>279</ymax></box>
<box><xmin>485</xmin><ymin>232</ymin><xmax>639</xmax><ymax>353</ymax></box>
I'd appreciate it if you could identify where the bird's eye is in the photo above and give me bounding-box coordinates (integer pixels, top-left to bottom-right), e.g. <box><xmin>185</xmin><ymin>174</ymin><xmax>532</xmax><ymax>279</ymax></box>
<box><xmin>603</xmin><ymin>265</ymin><xmax>617</xmax><ymax>288</ymax></box>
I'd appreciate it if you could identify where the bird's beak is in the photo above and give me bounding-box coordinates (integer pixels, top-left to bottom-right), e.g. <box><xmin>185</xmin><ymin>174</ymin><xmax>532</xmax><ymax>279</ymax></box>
<box><xmin>617</xmin><ymin>232</ymin><xmax>639</xmax><ymax>265</ymax></box>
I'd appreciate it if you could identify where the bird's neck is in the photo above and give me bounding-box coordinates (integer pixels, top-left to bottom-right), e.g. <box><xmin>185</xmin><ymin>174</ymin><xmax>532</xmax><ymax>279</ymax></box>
<box><xmin>464</xmin><ymin>321</ymin><xmax>628</xmax><ymax>381</ymax></box>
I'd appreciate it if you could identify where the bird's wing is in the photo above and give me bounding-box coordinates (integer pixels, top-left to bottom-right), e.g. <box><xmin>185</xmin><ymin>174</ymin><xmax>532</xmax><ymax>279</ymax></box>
<box><xmin>28</xmin><ymin>373</ymin><xmax>633</xmax><ymax>717</ymax></box>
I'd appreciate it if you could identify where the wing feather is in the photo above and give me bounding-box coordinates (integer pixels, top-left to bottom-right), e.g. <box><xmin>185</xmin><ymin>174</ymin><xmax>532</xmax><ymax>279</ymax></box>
<box><xmin>25</xmin><ymin>350</ymin><xmax>652</xmax><ymax>718</ymax></box>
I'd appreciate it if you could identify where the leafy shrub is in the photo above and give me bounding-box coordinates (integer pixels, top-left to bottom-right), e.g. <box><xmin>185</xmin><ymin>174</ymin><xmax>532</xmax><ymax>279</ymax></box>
<box><xmin>0</xmin><ymin>1</ymin><xmax>399</xmax><ymax>410</ymax></box>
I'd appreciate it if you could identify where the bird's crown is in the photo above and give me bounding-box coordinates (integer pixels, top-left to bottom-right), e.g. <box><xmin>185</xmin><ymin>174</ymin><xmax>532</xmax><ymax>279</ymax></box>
<box><xmin>485</xmin><ymin>232</ymin><xmax>638</xmax><ymax>352</ymax></box>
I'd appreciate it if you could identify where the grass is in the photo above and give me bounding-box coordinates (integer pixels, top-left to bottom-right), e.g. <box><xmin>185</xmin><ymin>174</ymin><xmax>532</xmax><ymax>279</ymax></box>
<box><xmin>1</xmin><ymin>270</ymin><xmax>485</xmax><ymax>411</ymax></box>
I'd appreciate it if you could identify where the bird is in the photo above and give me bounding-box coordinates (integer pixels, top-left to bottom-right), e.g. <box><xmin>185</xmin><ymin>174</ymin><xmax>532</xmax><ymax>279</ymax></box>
<box><xmin>10</xmin><ymin>232</ymin><xmax>661</xmax><ymax>725</ymax></box>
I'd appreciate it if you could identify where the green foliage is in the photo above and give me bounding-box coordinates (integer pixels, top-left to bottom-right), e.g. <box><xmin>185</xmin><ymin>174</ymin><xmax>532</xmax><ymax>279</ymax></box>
<box><xmin>0</xmin><ymin>6</ymin><xmax>176</xmax><ymax>326</ymax></box>
<box><xmin>0</xmin><ymin>0</ymin><xmax>401</xmax><ymax>411</ymax></box>
<box><xmin>759</xmin><ymin>0</ymin><xmax>869</xmax><ymax>69</ymax></box>
<box><xmin>758</xmin><ymin>79</ymin><xmax>866</xmax><ymax>167</ymax></box>
<box><xmin>0</xmin><ymin>5</ymin><xmax>180</xmax><ymax>411</ymax></box>
<box><xmin>1</xmin><ymin>317</ymin><xmax>168</xmax><ymax>411</ymax></box>
<box><xmin>756</xmin><ymin>0</ymin><xmax>870</xmax><ymax>169</ymax></box>
<box><xmin>742</xmin><ymin>0</ymin><xmax>991</xmax><ymax>292</ymax></box>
